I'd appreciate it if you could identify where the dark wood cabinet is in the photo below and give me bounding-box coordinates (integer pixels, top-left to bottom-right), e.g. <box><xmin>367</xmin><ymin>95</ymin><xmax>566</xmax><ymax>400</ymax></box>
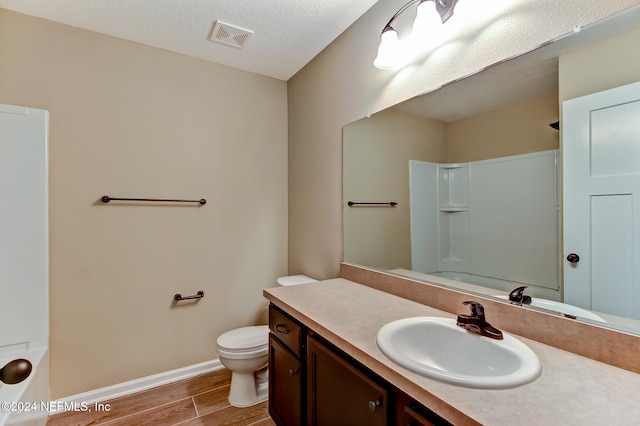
<box><xmin>269</xmin><ymin>305</ymin><xmax>305</xmax><ymax>426</ymax></box>
<box><xmin>402</xmin><ymin>405</ymin><xmax>438</xmax><ymax>426</ymax></box>
<box><xmin>395</xmin><ymin>392</ymin><xmax>444</xmax><ymax>426</ymax></box>
<box><xmin>269</xmin><ymin>304</ymin><xmax>303</xmax><ymax>356</ymax></box>
<box><xmin>268</xmin><ymin>304</ymin><xmax>451</xmax><ymax>426</ymax></box>
<box><xmin>307</xmin><ymin>334</ymin><xmax>389</xmax><ymax>426</ymax></box>
<box><xmin>269</xmin><ymin>334</ymin><xmax>303</xmax><ymax>426</ymax></box>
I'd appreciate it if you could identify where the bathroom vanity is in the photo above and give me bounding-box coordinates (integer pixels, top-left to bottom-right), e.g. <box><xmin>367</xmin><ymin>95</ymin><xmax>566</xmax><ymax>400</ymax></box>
<box><xmin>264</xmin><ymin>277</ymin><xmax>640</xmax><ymax>425</ymax></box>
<box><xmin>268</xmin><ymin>304</ymin><xmax>448</xmax><ymax>426</ymax></box>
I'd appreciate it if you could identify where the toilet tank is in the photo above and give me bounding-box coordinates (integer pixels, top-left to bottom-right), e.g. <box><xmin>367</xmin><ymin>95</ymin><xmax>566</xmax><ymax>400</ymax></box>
<box><xmin>277</xmin><ymin>275</ymin><xmax>317</xmax><ymax>286</ymax></box>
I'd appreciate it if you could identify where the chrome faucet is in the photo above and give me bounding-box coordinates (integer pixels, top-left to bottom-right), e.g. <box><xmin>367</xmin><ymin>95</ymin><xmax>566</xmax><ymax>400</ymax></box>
<box><xmin>509</xmin><ymin>286</ymin><xmax>532</xmax><ymax>306</ymax></box>
<box><xmin>456</xmin><ymin>301</ymin><xmax>503</xmax><ymax>340</ymax></box>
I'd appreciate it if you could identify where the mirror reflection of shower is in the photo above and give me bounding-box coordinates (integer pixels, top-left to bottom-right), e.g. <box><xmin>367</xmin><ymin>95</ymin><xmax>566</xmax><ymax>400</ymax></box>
<box><xmin>407</xmin><ymin>151</ymin><xmax>559</xmax><ymax>298</ymax></box>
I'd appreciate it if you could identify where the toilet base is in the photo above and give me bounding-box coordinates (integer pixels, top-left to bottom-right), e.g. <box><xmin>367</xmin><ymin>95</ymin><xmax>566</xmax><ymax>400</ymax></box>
<box><xmin>228</xmin><ymin>370</ymin><xmax>269</xmax><ymax>408</ymax></box>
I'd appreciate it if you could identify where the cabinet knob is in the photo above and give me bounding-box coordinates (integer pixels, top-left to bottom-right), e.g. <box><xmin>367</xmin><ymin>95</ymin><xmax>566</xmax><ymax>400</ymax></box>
<box><xmin>566</xmin><ymin>253</ymin><xmax>580</xmax><ymax>263</ymax></box>
<box><xmin>289</xmin><ymin>368</ymin><xmax>298</xmax><ymax>376</ymax></box>
<box><xmin>368</xmin><ymin>399</ymin><xmax>381</xmax><ymax>413</ymax></box>
<box><xmin>275</xmin><ymin>324</ymin><xmax>289</xmax><ymax>334</ymax></box>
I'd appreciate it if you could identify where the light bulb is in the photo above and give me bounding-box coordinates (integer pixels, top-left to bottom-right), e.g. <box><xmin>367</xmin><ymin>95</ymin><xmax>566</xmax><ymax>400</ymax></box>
<box><xmin>412</xmin><ymin>0</ymin><xmax>442</xmax><ymax>41</ymax></box>
<box><xmin>373</xmin><ymin>28</ymin><xmax>402</xmax><ymax>69</ymax></box>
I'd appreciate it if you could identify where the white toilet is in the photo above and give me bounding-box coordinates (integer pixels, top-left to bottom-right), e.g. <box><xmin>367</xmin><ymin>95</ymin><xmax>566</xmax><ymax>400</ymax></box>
<box><xmin>216</xmin><ymin>274</ymin><xmax>317</xmax><ymax>407</ymax></box>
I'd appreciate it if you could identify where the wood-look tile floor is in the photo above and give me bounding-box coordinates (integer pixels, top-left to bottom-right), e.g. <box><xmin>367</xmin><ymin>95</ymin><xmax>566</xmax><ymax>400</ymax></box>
<box><xmin>47</xmin><ymin>369</ymin><xmax>276</xmax><ymax>426</ymax></box>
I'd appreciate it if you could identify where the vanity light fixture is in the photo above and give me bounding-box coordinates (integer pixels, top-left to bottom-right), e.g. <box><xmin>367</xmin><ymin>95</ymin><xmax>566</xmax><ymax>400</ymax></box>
<box><xmin>374</xmin><ymin>0</ymin><xmax>457</xmax><ymax>69</ymax></box>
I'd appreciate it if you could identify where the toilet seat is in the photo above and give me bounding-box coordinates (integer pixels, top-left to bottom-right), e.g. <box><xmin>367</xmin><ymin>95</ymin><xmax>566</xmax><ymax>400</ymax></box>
<box><xmin>217</xmin><ymin>325</ymin><xmax>268</xmax><ymax>359</ymax></box>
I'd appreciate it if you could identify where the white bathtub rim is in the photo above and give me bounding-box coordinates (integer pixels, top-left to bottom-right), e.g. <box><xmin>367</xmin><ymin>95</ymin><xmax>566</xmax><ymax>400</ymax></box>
<box><xmin>0</xmin><ymin>344</ymin><xmax>48</xmax><ymax>426</ymax></box>
<box><xmin>0</xmin><ymin>339</ymin><xmax>48</xmax><ymax>358</ymax></box>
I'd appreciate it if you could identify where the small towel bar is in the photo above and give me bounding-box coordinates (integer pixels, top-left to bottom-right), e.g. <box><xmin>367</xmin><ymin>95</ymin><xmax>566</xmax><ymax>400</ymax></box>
<box><xmin>174</xmin><ymin>291</ymin><xmax>205</xmax><ymax>302</ymax></box>
<box><xmin>347</xmin><ymin>201</ymin><xmax>397</xmax><ymax>207</ymax></box>
<box><xmin>101</xmin><ymin>196</ymin><xmax>206</xmax><ymax>205</ymax></box>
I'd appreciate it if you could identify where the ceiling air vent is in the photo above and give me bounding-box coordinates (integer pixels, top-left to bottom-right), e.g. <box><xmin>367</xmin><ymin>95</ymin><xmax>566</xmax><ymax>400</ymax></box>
<box><xmin>208</xmin><ymin>21</ymin><xmax>253</xmax><ymax>49</ymax></box>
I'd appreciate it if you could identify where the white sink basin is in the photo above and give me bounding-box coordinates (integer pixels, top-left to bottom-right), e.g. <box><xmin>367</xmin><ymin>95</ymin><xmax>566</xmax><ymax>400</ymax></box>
<box><xmin>376</xmin><ymin>317</ymin><xmax>541</xmax><ymax>388</ymax></box>
<box><xmin>495</xmin><ymin>296</ymin><xmax>606</xmax><ymax>322</ymax></box>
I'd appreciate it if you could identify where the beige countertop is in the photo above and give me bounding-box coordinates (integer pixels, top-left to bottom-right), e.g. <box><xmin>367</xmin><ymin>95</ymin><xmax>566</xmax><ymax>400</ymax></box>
<box><xmin>264</xmin><ymin>278</ymin><xmax>640</xmax><ymax>425</ymax></box>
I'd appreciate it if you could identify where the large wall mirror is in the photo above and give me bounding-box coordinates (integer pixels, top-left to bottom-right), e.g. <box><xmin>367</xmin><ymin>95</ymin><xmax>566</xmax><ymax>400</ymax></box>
<box><xmin>343</xmin><ymin>5</ymin><xmax>640</xmax><ymax>335</ymax></box>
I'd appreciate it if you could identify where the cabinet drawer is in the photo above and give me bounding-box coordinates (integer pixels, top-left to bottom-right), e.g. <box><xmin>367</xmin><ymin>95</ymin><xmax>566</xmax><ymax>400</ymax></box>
<box><xmin>269</xmin><ymin>304</ymin><xmax>303</xmax><ymax>356</ymax></box>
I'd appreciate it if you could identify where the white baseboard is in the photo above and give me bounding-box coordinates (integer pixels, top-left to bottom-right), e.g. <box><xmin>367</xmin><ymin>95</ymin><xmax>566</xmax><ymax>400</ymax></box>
<box><xmin>53</xmin><ymin>359</ymin><xmax>223</xmax><ymax>411</ymax></box>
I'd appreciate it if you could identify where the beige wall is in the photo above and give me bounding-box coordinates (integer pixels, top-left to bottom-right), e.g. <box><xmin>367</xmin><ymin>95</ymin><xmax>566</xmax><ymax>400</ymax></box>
<box><xmin>559</xmin><ymin>26</ymin><xmax>640</xmax><ymax>102</ymax></box>
<box><xmin>343</xmin><ymin>108</ymin><xmax>445</xmax><ymax>269</ymax></box>
<box><xmin>288</xmin><ymin>0</ymin><xmax>640</xmax><ymax>280</ymax></box>
<box><xmin>446</xmin><ymin>93</ymin><xmax>559</xmax><ymax>163</ymax></box>
<box><xmin>0</xmin><ymin>9</ymin><xmax>288</xmax><ymax>398</ymax></box>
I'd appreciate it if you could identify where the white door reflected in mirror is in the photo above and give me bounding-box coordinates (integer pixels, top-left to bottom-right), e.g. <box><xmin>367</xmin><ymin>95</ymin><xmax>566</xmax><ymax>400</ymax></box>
<box><xmin>563</xmin><ymin>81</ymin><xmax>640</xmax><ymax>320</ymax></box>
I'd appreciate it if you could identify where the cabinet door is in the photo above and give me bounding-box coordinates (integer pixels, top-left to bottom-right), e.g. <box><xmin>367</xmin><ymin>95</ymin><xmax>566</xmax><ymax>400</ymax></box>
<box><xmin>395</xmin><ymin>392</ymin><xmax>451</xmax><ymax>426</ymax></box>
<box><xmin>307</xmin><ymin>335</ymin><xmax>388</xmax><ymax>426</ymax></box>
<box><xmin>402</xmin><ymin>405</ymin><xmax>438</xmax><ymax>426</ymax></box>
<box><xmin>269</xmin><ymin>334</ymin><xmax>303</xmax><ymax>426</ymax></box>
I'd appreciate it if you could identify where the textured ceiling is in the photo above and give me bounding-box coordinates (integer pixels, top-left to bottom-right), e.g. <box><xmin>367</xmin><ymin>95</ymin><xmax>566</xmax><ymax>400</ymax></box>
<box><xmin>0</xmin><ymin>0</ymin><xmax>380</xmax><ymax>81</ymax></box>
<box><xmin>396</xmin><ymin>4</ymin><xmax>640</xmax><ymax>122</ymax></box>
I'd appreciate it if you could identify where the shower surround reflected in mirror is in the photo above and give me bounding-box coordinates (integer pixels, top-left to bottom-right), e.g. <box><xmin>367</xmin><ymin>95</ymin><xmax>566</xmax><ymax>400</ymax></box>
<box><xmin>343</xmin><ymin>6</ymin><xmax>640</xmax><ymax>334</ymax></box>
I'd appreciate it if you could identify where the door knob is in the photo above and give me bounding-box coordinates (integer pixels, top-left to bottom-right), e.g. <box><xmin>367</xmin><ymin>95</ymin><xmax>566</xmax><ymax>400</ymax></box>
<box><xmin>0</xmin><ymin>358</ymin><xmax>32</xmax><ymax>385</ymax></box>
<box><xmin>566</xmin><ymin>253</ymin><xmax>580</xmax><ymax>263</ymax></box>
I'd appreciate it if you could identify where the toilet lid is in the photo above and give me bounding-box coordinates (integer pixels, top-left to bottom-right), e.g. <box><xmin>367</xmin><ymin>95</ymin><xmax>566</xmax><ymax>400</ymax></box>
<box><xmin>217</xmin><ymin>325</ymin><xmax>268</xmax><ymax>352</ymax></box>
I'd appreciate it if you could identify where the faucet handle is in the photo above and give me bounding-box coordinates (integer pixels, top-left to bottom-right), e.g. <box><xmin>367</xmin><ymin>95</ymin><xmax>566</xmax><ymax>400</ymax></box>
<box><xmin>462</xmin><ymin>301</ymin><xmax>485</xmax><ymax>320</ymax></box>
<box><xmin>509</xmin><ymin>286</ymin><xmax>532</xmax><ymax>305</ymax></box>
<box><xmin>459</xmin><ymin>301</ymin><xmax>503</xmax><ymax>340</ymax></box>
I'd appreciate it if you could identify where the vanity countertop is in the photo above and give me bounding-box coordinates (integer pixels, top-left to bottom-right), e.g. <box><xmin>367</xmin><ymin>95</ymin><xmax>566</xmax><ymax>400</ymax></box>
<box><xmin>263</xmin><ymin>278</ymin><xmax>640</xmax><ymax>425</ymax></box>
